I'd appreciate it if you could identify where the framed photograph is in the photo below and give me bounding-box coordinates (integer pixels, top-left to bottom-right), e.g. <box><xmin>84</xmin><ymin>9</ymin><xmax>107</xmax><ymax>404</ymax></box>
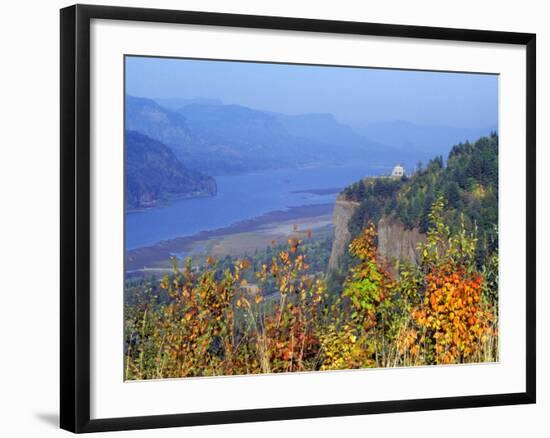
<box><xmin>60</xmin><ymin>4</ymin><xmax>536</xmax><ymax>433</ymax></box>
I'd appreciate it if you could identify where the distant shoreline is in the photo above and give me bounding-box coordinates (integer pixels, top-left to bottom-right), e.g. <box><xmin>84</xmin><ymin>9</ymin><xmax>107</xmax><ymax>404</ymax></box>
<box><xmin>125</xmin><ymin>202</ymin><xmax>335</xmax><ymax>272</ymax></box>
<box><xmin>126</xmin><ymin>191</ymin><xmax>216</xmax><ymax>214</ymax></box>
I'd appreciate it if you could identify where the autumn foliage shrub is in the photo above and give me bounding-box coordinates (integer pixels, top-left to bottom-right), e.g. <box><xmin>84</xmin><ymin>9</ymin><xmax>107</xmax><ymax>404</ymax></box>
<box><xmin>125</xmin><ymin>198</ymin><xmax>498</xmax><ymax>379</ymax></box>
<box><xmin>125</xmin><ymin>239</ymin><xmax>327</xmax><ymax>379</ymax></box>
<box><xmin>412</xmin><ymin>197</ymin><xmax>498</xmax><ymax>364</ymax></box>
<box><xmin>413</xmin><ymin>264</ymin><xmax>495</xmax><ymax>364</ymax></box>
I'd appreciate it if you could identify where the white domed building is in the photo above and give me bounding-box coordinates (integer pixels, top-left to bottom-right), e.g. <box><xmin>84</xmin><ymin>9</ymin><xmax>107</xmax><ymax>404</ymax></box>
<box><xmin>391</xmin><ymin>164</ymin><xmax>405</xmax><ymax>179</ymax></box>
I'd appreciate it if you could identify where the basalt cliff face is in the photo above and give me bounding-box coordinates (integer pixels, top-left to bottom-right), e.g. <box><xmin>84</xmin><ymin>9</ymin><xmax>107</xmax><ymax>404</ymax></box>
<box><xmin>328</xmin><ymin>196</ymin><xmax>426</xmax><ymax>272</ymax></box>
<box><xmin>327</xmin><ymin>198</ymin><xmax>360</xmax><ymax>271</ymax></box>
<box><xmin>377</xmin><ymin>216</ymin><xmax>426</xmax><ymax>266</ymax></box>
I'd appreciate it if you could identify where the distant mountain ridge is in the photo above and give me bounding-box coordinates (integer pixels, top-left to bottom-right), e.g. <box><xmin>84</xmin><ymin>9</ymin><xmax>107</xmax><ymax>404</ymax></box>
<box><xmin>127</xmin><ymin>94</ymin><xmax>494</xmax><ymax>181</ymax></box>
<box><xmin>126</xmin><ymin>95</ymin><xmax>207</xmax><ymax>160</ymax></box>
<box><xmin>272</xmin><ymin>112</ymin><xmax>371</xmax><ymax>150</ymax></box>
<box><xmin>125</xmin><ymin>130</ymin><xmax>216</xmax><ymax>209</ymax></box>
<box><xmin>176</xmin><ymin>102</ymin><xmax>385</xmax><ymax>171</ymax></box>
<box><xmin>154</xmin><ymin>97</ymin><xmax>223</xmax><ymax>110</ymax></box>
<box><xmin>126</xmin><ymin>94</ymin><xmax>424</xmax><ymax>176</ymax></box>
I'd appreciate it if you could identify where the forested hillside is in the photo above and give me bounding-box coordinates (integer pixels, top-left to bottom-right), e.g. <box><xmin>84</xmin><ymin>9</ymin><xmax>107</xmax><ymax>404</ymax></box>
<box><xmin>125</xmin><ymin>130</ymin><xmax>216</xmax><ymax>209</ymax></box>
<box><xmin>342</xmin><ymin>133</ymin><xmax>498</xmax><ymax>268</ymax></box>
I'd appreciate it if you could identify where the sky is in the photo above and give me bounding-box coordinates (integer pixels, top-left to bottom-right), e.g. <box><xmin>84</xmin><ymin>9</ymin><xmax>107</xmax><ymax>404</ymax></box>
<box><xmin>125</xmin><ymin>56</ymin><xmax>498</xmax><ymax>130</ymax></box>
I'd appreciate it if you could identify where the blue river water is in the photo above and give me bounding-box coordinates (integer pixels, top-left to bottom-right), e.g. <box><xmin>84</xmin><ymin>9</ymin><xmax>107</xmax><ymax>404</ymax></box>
<box><xmin>125</xmin><ymin>162</ymin><xmax>387</xmax><ymax>250</ymax></box>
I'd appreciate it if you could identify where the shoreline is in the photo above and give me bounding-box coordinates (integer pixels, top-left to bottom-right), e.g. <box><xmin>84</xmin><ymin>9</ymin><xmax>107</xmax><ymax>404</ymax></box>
<box><xmin>126</xmin><ymin>191</ymin><xmax>216</xmax><ymax>214</ymax></box>
<box><xmin>126</xmin><ymin>202</ymin><xmax>335</xmax><ymax>272</ymax></box>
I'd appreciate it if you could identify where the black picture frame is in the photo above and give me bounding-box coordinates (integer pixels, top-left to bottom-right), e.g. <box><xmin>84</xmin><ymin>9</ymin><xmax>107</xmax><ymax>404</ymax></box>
<box><xmin>60</xmin><ymin>4</ymin><xmax>536</xmax><ymax>433</ymax></box>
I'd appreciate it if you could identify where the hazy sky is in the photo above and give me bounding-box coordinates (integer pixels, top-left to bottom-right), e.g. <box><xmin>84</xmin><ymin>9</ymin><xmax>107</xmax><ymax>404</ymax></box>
<box><xmin>125</xmin><ymin>56</ymin><xmax>498</xmax><ymax>129</ymax></box>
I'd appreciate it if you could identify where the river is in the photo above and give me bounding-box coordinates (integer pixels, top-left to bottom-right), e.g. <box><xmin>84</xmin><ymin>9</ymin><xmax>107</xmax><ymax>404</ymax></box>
<box><xmin>125</xmin><ymin>162</ymin><xmax>387</xmax><ymax>250</ymax></box>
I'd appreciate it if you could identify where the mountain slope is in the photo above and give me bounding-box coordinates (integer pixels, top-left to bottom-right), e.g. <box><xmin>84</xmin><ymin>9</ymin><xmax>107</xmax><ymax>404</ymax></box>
<box><xmin>176</xmin><ymin>102</ymin><xmax>413</xmax><ymax>170</ymax></box>
<box><xmin>125</xmin><ymin>95</ymin><xmax>207</xmax><ymax>160</ymax></box>
<box><xmin>273</xmin><ymin>112</ymin><xmax>369</xmax><ymax>150</ymax></box>
<box><xmin>176</xmin><ymin>102</ymin><xmax>340</xmax><ymax>169</ymax></box>
<box><xmin>154</xmin><ymin>97</ymin><xmax>223</xmax><ymax>111</ymax></box>
<box><xmin>125</xmin><ymin>130</ymin><xmax>216</xmax><ymax>209</ymax></box>
<box><xmin>126</xmin><ymin>94</ymin><xmax>418</xmax><ymax>175</ymax></box>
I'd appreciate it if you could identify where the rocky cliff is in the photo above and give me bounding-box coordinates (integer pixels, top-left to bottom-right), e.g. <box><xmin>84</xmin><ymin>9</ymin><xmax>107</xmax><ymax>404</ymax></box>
<box><xmin>377</xmin><ymin>216</ymin><xmax>426</xmax><ymax>266</ymax></box>
<box><xmin>327</xmin><ymin>197</ymin><xmax>360</xmax><ymax>271</ymax></box>
<box><xmin>328</xmin><ymin>197</ymin><xmax>425</xmax><ymax>272</ymax></box>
